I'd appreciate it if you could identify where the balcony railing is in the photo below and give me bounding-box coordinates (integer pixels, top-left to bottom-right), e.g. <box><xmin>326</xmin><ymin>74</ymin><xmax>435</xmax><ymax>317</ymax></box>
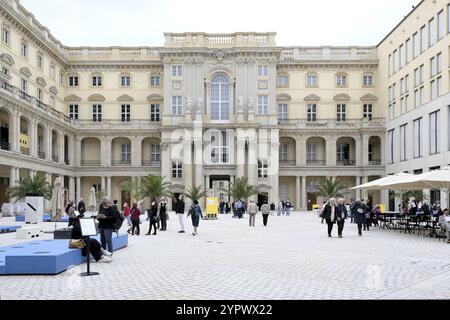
<box><xmin>37</xmin><ymin>151</ymin><xmax>46</xmax><ymax>159</ymax></box>
<box><xmin>20</xmin><ymin>147</ymin><xmax>30</xmax><ymax>155</ymax></box>
<box><xmin>0</xmin><ymin>142</ymin><xmax>11</xmax><ymax>151</ymax></box>
<box><xmin>112</xmin><ymin>160</ymin><xmax>131</xmax><ymax>166</ymax></box>
<box><xmin>19</xmin><ymin>90</ymin><xmax>32</xmax><ymax>103</ymax></box>
<box><xmin>337</xmin><ymin>160</ymin><xmax>356</xmax><ymax>166</ymax></box>
<box><xmin>279</xmin><ymin>160</ymin><xmax>296</xmax><ymax>166</ymax></box>
<box><xmin>35</xmin><ymin>100</ymin><xmax>49</xmax><ymax>110</ymax></box>
<box><xmin>277</xmin><ymin>118</ymin><xmax>385</xmax><ymax>129</ymax></box>
<box><xmin>52</xmin><ymin>155</ymin><xmax>59</xmax><ymax>163</ymax></box>
<box><xmin>306</xmin><ymin>160</ymin><xmax>326</xmax><ymax>166</ymax></box>
<box><xmin>64</xmin><ymin>159</ymin><xmax>70</xmax><ymax>165</ymax></box>
<box><xmin>142</xmin><ymin>160</ymin><xmax>161</xmax><ymax>167</ymax></box>
<box><xmin>80</xmin><ymin>160</ymin><xmax>101</xmax><ymax>167</ymax></box>
<box><xmin>369</xmin><ymin>159</ymin><xmax>382</xmax><ymax>166</ymax></box>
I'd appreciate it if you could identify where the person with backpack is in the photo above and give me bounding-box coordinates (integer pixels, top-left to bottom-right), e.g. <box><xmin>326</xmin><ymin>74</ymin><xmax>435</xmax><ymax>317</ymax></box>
<box><xmin>261</xmin><ymin>201</ymin><xmax>271</xmax><ymax>226</ymax></box>
<box><xmin>97</xmin><ymin>197</ymin><xmax>116</xmax><ymax>254</ymax></box>
<box><xmin>128</xmin><ymin>202</ymin><xmax>141</xmax><ymax>236</ymax></box>
<box><xmin>146</xmin><ymin>199</ymin><xmax>159</xmax><ymax>236</ymax></box>
<box><xmin>158</xmin><ymin>197</ymin><xmax>168</xmax><ymax>231</ymax></box>
<box><xmin>336</xmin><ymin>198</ymin><xmax>348</xmax><ymax>238</ymax></box>
<box><xmin>352</xmin><ymin>199</ymin><xmax>367</xmax><ymax>237</ymax></box>
<box><xmin>188</xmin><ymin>200</ymin><xmax>203</xmax><ymax>236</ymax></box>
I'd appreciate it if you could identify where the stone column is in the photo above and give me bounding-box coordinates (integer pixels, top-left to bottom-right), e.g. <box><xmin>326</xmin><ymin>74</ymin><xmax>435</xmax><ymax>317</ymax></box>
<box><xmin>355</xmin><ymin>136</ymin><xmax>363</xmax><ymax>166</ymax></box>
<box><xmin>380</xmin><ymin>136</ymin><xmax>386</xmax><ymax>166</ymax></box>
<box><xmin>75</xmin><ymin>136</ymin><xmax>82</xmax><ymax>167</ymax></box>
<box><xmin>44</xmin><ymin>173</ymin><xmax>52</xmax><ymax>211</ymax></box>
<box><xmin>247</xmin><ymin>138</ymin><xmax>258</xmax><ymax>189</ymax></box>
<box><xmin>68</xmin><ymin>136</ymin><xmax>74</xmax><ymax>166</ymax></box>
<box><xmin>68</xmin><ymin>177</ymin><xmax>75</xmax><ymax>202</ymax></box>
<box><xmin>161</xmin><ymin>142</ymin><xmax>171</xmax><ymax>182</ymax></box>
<box><xmin>29</xmin><ymin>170</ymin><xmax>36</xmax><ymax>178</ymax></box>
<box><xmin>101</xmin><ymin>177</ymin><xmax>106</xmax><ymax>195</ymax></box>
<box><xmin>361</xmin><ymin>176</ymin><xmax>369</xmax><ymax>201</ymax></box>
<box><xmin>194</xmin><ymin>140</ymin><xmax>203</xmax><ymax>187</ymax></box>
<box><xmin>9</xmin><ymin>166</ymin><xmax>16</xmax><ymax>187</ymax></box>
<box><xmin>46</xmin><ymin>126</ymin><xmax>52</xmax><ymax>161</ymax></box>
<box><xmin>10</xmin><ymin>110</ymin><xmax>19</xmax><ymax>152</ymax></box>
<box><xmin>326</xmin><ymin>137</ymin><xmax>337</xmax><ymax>166</ymax></box>
<box><xmin>76</xmin><ymin>177</ymin><xmax>81</xmax><ymax>202</ymax></box>
<box><xmin>58</xmin><ymin>131</ymin><xmax>64</xmax><ymax>164</ymax></box>
<box><xmin>296</xmin><ymin>137</ymin><xmax>306</xmax><ymax>166</ymax></box>
<box><xmin>102</xmin><ymin>137</ymin><xmax>112</xmax><ymax>167</ymax></box>
<box><xmin>106</xmin><ymin>177</ymin><xmax>112</xmax><ymax>199</ymax></box>
<box><xmin>183</xmin><ymin>138</ymin><xmax>193</xmax><ymax>208</ymax></box>
<box><xmin>381</xmin><ymin>190</ymin><xmax>389</xmax><ymax>211</ymax></box>
<box><xmin>362</xmin><ymin>134</ymin><xmax>369</xmax><ymax>166</ymax></box>
<box><xmin>355</xmin><ymin>177</ymin><xmax>362</xmax><ymax>200</ymax></box>
<box><xmin>301</xmin><ymin>176</ymin><xmax>307</xmax><ymax>210</ymax></box>
<box><xmin>270</xmin><ymin>139</ymin><xmax>280</xmax><ymax>206</ymax></box>
<box><xmin>295</xmin><ymin>176</ymin><xmax>301</xmax><ymax>211</ymax></box>
<box><xmin>29</xmin><ymin>118</ymin><xmax>37</xmax><ymax>157</ymax></box>
<box><xmin>236</xmin><ymin>139</ymin><xmax>245</xmax><ymax>178</ymax></box>
<box><xmin>131</xmin><ymin>136</ymin><xmax>142</xmax><ymax>167</ymax></box>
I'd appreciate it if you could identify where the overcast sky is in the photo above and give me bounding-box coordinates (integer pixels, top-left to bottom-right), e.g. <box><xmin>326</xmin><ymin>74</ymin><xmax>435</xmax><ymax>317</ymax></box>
<box><xmin>20</xmin><ymin>0</ymin><xmax>421</xmax><ymax>47</ymax></box>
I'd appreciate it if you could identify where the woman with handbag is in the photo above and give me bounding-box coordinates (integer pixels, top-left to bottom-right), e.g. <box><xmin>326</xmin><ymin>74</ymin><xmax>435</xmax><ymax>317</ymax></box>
<box><xmin>158</xmin><ymin>197</ymin><xmax>168</xmax><ymax>231</ymax></box>
<box><xmin>129</xmin><ymin>202</ymin><xmax>141</xmax><ymax>235</ymax></box>
<box><xmin>70</xmin><ymin>213</ymin><xmax>112</xmax><ymax>263</ymax></box>
<box><xmin>146</xmin><ymin>199</ymin><xmax>159</xmax><ymax>235</ymax></box>
<box><xmin>322</xmin><ymin>198</ymin><xmax>337</xmax><ymax>237</ymax></box>
<box><xmin>188</xmin><ymin>200</ymin><xmax>203</xmax><ymax>236</ymax></box>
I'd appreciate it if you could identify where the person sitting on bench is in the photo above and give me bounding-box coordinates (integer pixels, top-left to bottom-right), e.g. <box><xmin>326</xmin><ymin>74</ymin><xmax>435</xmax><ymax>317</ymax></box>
<box><xmin>70</xmin><ymin>213</ymin><xmax>113</xmax><ymax>263</ymax></box>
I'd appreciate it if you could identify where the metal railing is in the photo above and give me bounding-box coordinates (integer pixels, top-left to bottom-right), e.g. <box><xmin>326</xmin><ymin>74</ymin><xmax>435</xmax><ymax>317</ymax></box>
<box><xmin>277</xmin><ymin>118</ymin><xmax>385</xmax><ymax>129</ymax></box>
<box><xmin>80</xmin><ymin>160</ymin><xmax>101</xmax><ymax>166</ymax></box>
<box><xmin>112</xmin><ymin>160</ymin><xmax>131</xmax><ymax>166</ymax></box>
<box><xmin>64</xmin><ymin>159</ymin><xmax>70</xmax><ymax>165</ymax></box>
<box><xmin>37</xmin><ymin>151</ymin><xmax>46</xmax><ymax>159</ymax></box>
<box><xmin>141</xmin><ymin>160</ymin><xmax>161</xmax><ymax>167</ymax></box>
<box><xmin>20</xmin><ymin>146</ymin><xmax>30</xmax><ymax>155</ymax></box>
<box><xmin>0</xmin><ymin>142</ymin><xmax>11</xmax><ymax>151</ymax></box>
<box><xmin>369</xmin><ymin>159</ymin><xmax>382</xmax><ymax>166</ymax></box>
<box><xmin>306</xmin><ymin>160</ymin><xmax>326</xmax><ymax>166</ymax></box>
<box><xmin>337</xmin><ymin>160</ymin><xmax>356</xmax><ymax>166</ymax></box>
<box><xmin>52</xmin><ymin>154</ymin><xmax>59</xmax><ymax>163</ymax></box>
<box><xmin>279</xmin><ymin>160</ymin><xmax>296</xmax><ymax>166</ymax></box>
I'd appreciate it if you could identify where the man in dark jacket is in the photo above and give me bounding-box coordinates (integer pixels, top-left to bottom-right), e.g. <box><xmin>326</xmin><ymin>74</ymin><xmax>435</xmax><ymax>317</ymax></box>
<box><xmin>336</xmin><ymin>198</ymin><xmax>348</xmax><ymax>238</ymax></box>
<box><xmin>176</xmin><ymin>195</ymin><xmax>186</xmax><ymax>233</ymax></box>
<box><xmin>77</xmin><ymin>198</ymin><xmax>86</xmax><ymax>215</ymax></box>
<box><xmin>97</xmin><ymin>197</ymin><xmax>116</xmax><ymax>254</ymax></box>
<box><xmin>351</xmin><ymin>199</ymin><xmax>367</xmax><ymax>236</ymax></box>
<box><xmin>322</xmin><ymin>198</ymin><xmax>337</xmax><ymax>237</ymax></box>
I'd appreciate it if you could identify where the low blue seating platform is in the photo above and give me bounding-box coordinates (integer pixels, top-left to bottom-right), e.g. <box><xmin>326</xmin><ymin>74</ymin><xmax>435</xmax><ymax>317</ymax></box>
<box><xmin>0</xmin><ymin>234</ymin><xmax>128</xmax><ymax>275</ymax></box>
<box><xmin>15</xmin><ymin>214</ymin><xmax>69</xmax><ymax>223</ymax></box>
<box><xmin>0</xmin><ymin>226</ymin><xmax>21</xmax><ymax>233</ymax></box>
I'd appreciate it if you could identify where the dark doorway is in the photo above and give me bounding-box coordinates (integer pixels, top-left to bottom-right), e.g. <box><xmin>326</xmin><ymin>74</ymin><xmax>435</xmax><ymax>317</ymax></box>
<box><xmin>257</xmin><ymin>193</ymin><xmax>269</xmax><ymax>209</ymax></box>
<box><xmin>121</xmin><ymin>190</ymin><xmax>131</xmax><ymax>208</ymax></box>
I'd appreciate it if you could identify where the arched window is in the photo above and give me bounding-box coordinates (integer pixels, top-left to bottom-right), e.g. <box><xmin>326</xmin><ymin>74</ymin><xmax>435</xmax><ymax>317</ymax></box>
<box><xmin>210</xmin><ymin>73</ymin><xmax>230</xmax><ymax>121</ymax></box>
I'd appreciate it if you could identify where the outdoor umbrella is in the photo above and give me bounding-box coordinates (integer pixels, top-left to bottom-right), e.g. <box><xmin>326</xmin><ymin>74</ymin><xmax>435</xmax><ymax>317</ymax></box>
<box><xmin>88</xmin><ymin>187</ymin><xmax>97</xmax><ymax>215</ymax></box>
<box><xmin>350</xmin><ymin>173</ymin><xmax>414</xmax><ymax>191</ymax></box>
<box><xmin>50</xmin><ymin>176</ymin><xmax>64</xmax><ymax>222</ymax></box>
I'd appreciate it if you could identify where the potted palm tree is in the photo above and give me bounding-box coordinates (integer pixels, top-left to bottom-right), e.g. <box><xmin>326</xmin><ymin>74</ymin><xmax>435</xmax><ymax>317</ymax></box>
<box><xmin>7</xmin><ymin>175</ymin><xmax>52</xmax><ymax>202</ymax></box>
<box><xmin>316</xmin><ymin>178</ymin><xmax>347</xmax><ymax>199</ymax></box>
<box><xmin>221</xmin><ymin>177</ymin><xmax>257</xmax><ymax>202</ymax></box>
<box><xmin>125</xmin><ymin>174</ymin><xmax>172</xmax><ymax>203</ymax></box>
<box><xmin>183</xmin><ymin>185</ymin><xmax>206</xmax><ymax>203</ymax></box>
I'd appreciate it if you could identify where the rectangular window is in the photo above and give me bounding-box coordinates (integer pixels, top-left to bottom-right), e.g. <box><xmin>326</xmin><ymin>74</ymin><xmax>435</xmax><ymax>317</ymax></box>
<box><xmin>405</xmin><ymin>38</ymin><xmax>411</xmax><ymax>64</ymax></box>
<box><xmin>399</xmin><ymin>44</ymin><xmax>404</xmax><ymax>68</ymax></box>
<box><xmin>430</xmin><ymin>56</ymin><xmax>436</xmax><ymax>77</ymax></box>
<box><xmin>437</xmin><ymin>10</ymin><xmax>444</xmax><ymax>40</ymax></box>
<box><xmin>2</xmin><ymin>27</ymin><xmax>9</xmax><ymax>45</ymax></box>
<box><xmin>400</xmin><ymin>124</ymin><xmax>407</xmax><ymax>161</ymax></box>
<box><xmin>121</xmin><ymin>104</ymin><xmax>131</xmax><ymax>122</ymax></box>
<box><xmin>69</xmin><ymin>76</ymin><xmax>78</xmax><ymax>87</ymax></box>
<box><xmin>92</xmin><ymin>76</ymin><xmax>102</xmax><ymax>87</ymax></box>
<box><xmin>150</xmin><ymin>144</ymin><xmax>161</xmax><ymax>163</ymax></box>
<box><xmin>388</xmin><ymin>54</ymin><xmax>392</xmax><ymax>76</ymax></box>
<box><xmin>336</xmin><ymin>75</ymin><xmax>347</xmax><ymax>86</ymax></box>
<box><xmin>337</xmin><ymin>144</ymin><xmax>350</xmax><ymax>162</ymax></box>
<box><xmin>121</xmin><ymin>144</ymin><xmax>131</xmax><ymax>162</ymax></box>
<box><xmin>92</xmin><ymin>105</ymin><xmax>102</xmax><ymax>122</ymax></box>
<box><xmin>21</xmin><ymin>42</ymin><xmax>28</xmax><ymax>58</ymax></box>
<box><xmin>258</xmin><ymin>160</ymin><xmax>268</xmax><ymax>178</ymax></box>
<box><xmin>69</xmin><ymin>105</ymin><xmax>79</xmax><ymax>120</ymax></box>
<box><xmin>401</xmin><ymin>97</ymin><xmax>406</xmax><ymax>114</ymax></box>
<box><xmin>405</xmin><ymin>95</ymin><xmax>409</xmax><ymax>112</ymax></box>
<box><xmin>430</xmin><ymin>111</ymin><xmax>440</xmax><ymax>155</ymax></box>
<box><xmin>388</xmin><ymin>129</ymin><xmax>394</xmax><ymax>164</ymax></box>
<box><xmin>258</xmin><ymin>65</ymin><xmax>268</xmax><ymax>76</ymax></box>
<box><xmin>257</xmin><ymin>96</ymin><xmax>268</xmax><ymax>115</ymax></box>
<box><xmin>209</xmin><ymin>130</ymin><xmax>229</xmax><ymax>164</ymax></box>
<box><xmin>172</xmin><ymin>65</ymin><xmax>182</xmax><ymax>77</ymax></box>
<box><xmin>172</xmin><ymin>96</ymin><xmax>182</xmax><ymax>115</ymax></box>
<box><xmin>277</xmin><ymin>75</ymin><xmax>289</xmax><ymax>86</ymax></box>
<box><xmin>436</xmin><ymin>52</ymin><xmax>442</xmax><ymax>74</ymax></box>
<box><xmin>307</xmin><ymin>144</ymin><xmax>317</xmax><ymax>161</ymax></box>
<box><xmin>21</xmin><ymin>78</ymin><xmax>27</xmax><ymax>93</ymax></box>
<box><xmin>172</xmin><ymin>161</ymin><xmax>182</xmax><ymax>178</ymax></box>
<box><xmin>50</xmin><ymin>96</ymin><xmax>55</xmax><ymax>108</ymax></box>
<box><xmin>307</xmin><ymin>74</ymin><xmax>317</xmax><ymax>87</ymax></box>
<box><xmin>393</xmin><ymin>50</ymin><xmax>397</xmax><ymax>73</ymax></box>
<box><xmin>428</xmin><ymin>18</ymin><xmax>435</xmax><ymax>47</ymax></box>
<box><xmin>413</xmin><ymin>118</ymin><xmax>422</xmax><ymax>158</ymax></box>
<box><xmin>278</xmin><ymin>103</ymin><xmax>288</xmax><ymax>123</ymax></box>
<box><xmin>420</xmin><ymin>25</ymin><xmax>426</xmax><ymax>52</ymax></box>
<box><xmin>437</xmin><ymin>76</ymin><xmax>442</xmax><ymax>96</ymax></box>
<box><xmin>121</xmin><ymin>75</ymin><xmax>131</xmax><ymax>87</ymax></box>
<box><xmin>419</xmin><ymin>65</ymin><xmax>424</xmax><ymax>84</ymax></box>
<box><xmin>405</xmin><ymin>74</ymin><xmax>409</xmax><ymax>92</ymax></box>
<box><xmin>50</xmin><ymin>65</ymin><xmax>55</xmax><ymax>79</ymax></box>
<box><xmin>307</xmin><ymin>104</ymin><xmax>317</xmax><ymax>122</ymax></box>
<box><xmin>337</xmin><ymin>104</ymin><xmax>346</xmax><ymax>121</ymax></box>
<box><xmin>448</xmin><ymin>4</ymin><xmax>450</xmax><ymax>33</ymax></box>
<box><xmin>37</xmin><ymin>88</ymin><xmax>43</xmax><ymax>102</ymax></box>
<box><xmin>150</xmin><ymin>104</ymin><xmax>160</xmax><ymax>122</ymax></box>
<box><xmin>363</xmin><ymin>104</ymin><xmax>373</xmax><ymax>119</ymax></box>
<box><xmin>400</xmin><ymin>78</ymin><xmax>405</xmax><ymax>95</ymax></box>
<box><xmin>279</xmin><ymin>144</ymin><xmax>288</xmax><ymax>162</ymax></box>
<box><xmin>431</xmin><ymin>80</ymin><xmax>437</xmax><ymax>100</ymax></box>
<box><xmin>363</xmin><ymin>74</ymin><xmax>373</xmax><ymax>86</ymax></box>
<box><xmin>150</xmin><ymin>75</ymin><xmax>160</xmax><ymax>87</ymax></box>
<box><xmin>37</xmin><ymin>55</ymin><xmax>43</xmax><ymax>69</ymax></box>
<box><xmin>413</xmin><ymin>32</ymin><xmax>419</xmax><ymax>58</ymax></box>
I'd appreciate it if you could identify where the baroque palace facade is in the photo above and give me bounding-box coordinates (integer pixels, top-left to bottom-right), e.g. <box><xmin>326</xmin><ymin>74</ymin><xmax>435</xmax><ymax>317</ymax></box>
<box><xmin>0</xmin><ymin>0</ymin><xmax>448</xmax><ymax>210</ymax></box>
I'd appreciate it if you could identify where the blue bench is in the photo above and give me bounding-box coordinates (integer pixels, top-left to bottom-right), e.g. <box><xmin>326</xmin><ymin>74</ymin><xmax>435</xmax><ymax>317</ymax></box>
<box><xmin>0</xmin><ymin>226</ymin><xmax>21</xmax><ymax>233</ymax></box>
<box><xmin>15</xmin><ymin>214</ymin><xmax>69</xmax><ymax>223</ymax></box>
<box><xmin>0</xmin><ymin>233</ymin><xmax>128</xmax><ymax>275</ymax></box>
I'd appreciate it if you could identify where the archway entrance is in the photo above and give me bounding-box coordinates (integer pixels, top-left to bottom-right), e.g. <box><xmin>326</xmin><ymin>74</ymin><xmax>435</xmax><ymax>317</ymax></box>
<box><xmin>209</xmin><ymin>175</ymin><xmax>230</xmax><ymax>202</ymax></box>
<box><xmin>257</xmin><ymin>193</ymin><xmax>269</xmax><ymax>209</ymax></box>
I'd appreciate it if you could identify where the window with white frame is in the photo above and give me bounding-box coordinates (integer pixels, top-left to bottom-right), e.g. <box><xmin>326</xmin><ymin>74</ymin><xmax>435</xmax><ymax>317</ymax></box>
<box><xmin>430</xmin><ymin>111</ymin><xmax>440</xmax><ymax>155</ymax></box>
<box><xmin>436</xmin><ymin>53</ymin><xmax>442</xmax><ymax>74</ymax></box>
<box><xmin>437</xmin><ymin>76</ymin><xmax>442</xmax><ymax>96</ymax></box>
<box><xmin>21</xmin><ymin>78</ymin><xmax>27</xmax><ymax>93</ymax></box>
<box><xmin>279</xmin><ymin>184</ymin><xmax>288</xmax><ymax>201</ymax></box>
<box><xmin>307</xmin><ymin>143</ymin><xmax>316</xmax><ymax>161</ymax></box>
<box><xmin>414</xmin><ymin>68</ymin><xmax>419</xmax><ymax>87</ymax></box>
<box><xmin>69</xmin><ymin>76</ymin><xmax>78</xmax><ymax>87</ymax></box>
<box><xmin>92</xmin><ymin>75</ymin><xmax>102</xmax><ymax>87</ymax></box>
<box><xmin>405</xmin><ymin>38</ymin><xmax>411</xmax><ymax>64</ymax></box>
<box><xmin>150</xmin><ymin>144</ymin><xmax>161</xmax><ymax>163</ymax></box>
<box><xmin>405</xmin><ymin>95</ymin><xmax>409</xmax><ymax>112</ymax></box>
<box><xmin>37</xmin><ymin>88</ymin><xmax>43</xmax><ymax>102</ymax></box>
<box><xmin>21</xmin><ymin>41</ymin><xmax>28</xmax><ymax>58</ymax></box>
<box><xmin>50</xmin><ymin>96</ymin><xmax>55</xmax><ymax>107</ymax></box>
<box><xmin>393</xmin><ymin>50</ymin><xmax>398</xmax><ymax>73</ymax></box>
<box><xmin>337</xmin><ymin>104</ymin><xmax>346</xmax><ymax>121</ymax></box>
<box><xmin>400</xmin><ymin>124</ymin><xmax>407</xmax><ymax>161</ymax></box>
<box><xmin>363</xmin><ymin>73</ymin><xmax>373</xmax><ymax>86</ymax></box>
<box><xmin>172</xmin><ymin>96</ymin><xmax>182</xmax><ymax>115</ymax></box>
<box><xmin>172</xmin><ymin>65</ymin><xmax>182</xmax><ymax>77</ymax></box>
<box><xmin>400</xmin><ymin>78</ymin><xmax>405</xmax><ymax>95</ymax></box>
<box><xmin>413</xmin><ymin>117</ymin><xmax>422</xmax><ymax>158</ymax></box>
<box><xmin>121</xmin><ymin>74</ymin><xmax>131</xmax><ymax>87</ymax></box>
<box><xmin>430</xmin><ymin>56</ymin><xmax>436</xmax><ymax>77</ymax></box>
<box><xmin>413</xmin><ymin>32</ymin><xmax>419</xmax><ymax>58</ymax></box>
<box><xmin>363</xmin><ymin>104</ymin><xmax>373</xmax><ymax>119</ymax></box>
<box><xmin>337</xmin><ymin>144</ymin><xmax>350</xmax><ymax>162</ymax></box>
<box><xmin>50</xmin><ymin>64</ymin><xmax>55</xmax><ymax>79</ymax></box>
<box><xmin>399</xmin><ymin>44</ymin><xmax>404</xmax><ymax>68</ymax></box>
<box><xmin>210</xmin><ymin>73</ymin><xmax>230</xmax><ymax>121</ymax></box>
<box><xmin>258</xmin><ymin>65</ymin><xmax>268</xmax><ymax>76</ymax></box>
<box><xmin>388</xmin><ymin>54</ymin><xmax>392</xmax><ymax>76</ymax></box>
<box><xmin>307</xmin><ymin>104</ymin><xmax>317</xmax><ymax>122</ymax></box>
<box><xmin>172</xmin><ymin>161</ymin><xmax>182</xmax><ymax>178</ymax></box>
<box><xmin>437</xmin><ymin>10</ymin><xmax>444</xmax><ymax>40</ymax></box>
<box><xmin>2</xmin><ymin>26</ymin><xmax>9</xmax><ymax>45</ymax></box>
<box><xmin>401</xmin><ymin>97</ymin><xmax>406</xmax><ymax>114</ymax></box>
<box><xmin>121</xmin><ymin>144</ymin><xmax>131</xmax><ymax>162</ymax></box>
<box><xmin>258</xmin><ymin>160</ymin><xmax>268</xmax><ymax>178</ymax></box>
<box><xmin>37</xmin><ymin>54</ymin><xmax>43</xmax><ymax>69</ymax></box>
<box><xmin>388</xmin><ymin>129</ymin><xmax>394</xmax><ymax>164</ymax></box>
<box><xmin>404</xmin><ymin>74</ymin><xmax>409</xmax><ymax>92</ymax></box>
<box><xmin>92</xmin><ymin>105</ymin><xmax>102</xmax><ymax>122</ymax></box>
<box><xmin>278</xmin><ymin>103</ymin><xmax>288</xmax><ymax>123</ymax></box>
<box><xmin>121</xmin><ymin>104</ymin><xmax>131</xmax><ymax>122</ymax></box>
<box><xmin>448</xmin><ymin>4</ymin><xmax>450</xmax><ymax>33</ymax></box>
<box><xmin>336</xmin><ymin>74</ymin><xmax>347</xmax><ymax>86</ymax></box>
<box><xmin>37</xmin><ymin>135</ymin><xmax>43</xmax><ymax>154</ymax></box>
<box><xmin>428</xmin><ymin>18</ymin><xmax>435</xmax><ymax>47</ymax></box>
<box><xmin>69</xmin><ymin>105</ymin><xmax>79</xmax><ymax>120</ymax></box>
<box><xmin>388</xmin><ymin>103</ymin><xmax>395</xmax><ymax>120</ymax></box>
<box><xmin>150</xmin><ymin>75</ymin><xmax>160</xmax><ymax>87</ymax></box>
<box><xmin>419</xmin><ymin>65</ymin><xmax>424</xmax><ymax>84</ymax></box>
<box><xmin>257</xmin><ymin>95</ymin><xmax>268</xmax><ymax>115</ymax></box>
<box><xmin>279</xmin><ymin>144</ymin><xmax>288</xmax><ymax>161</ymax></box>
<box><xmin>431</xmin><ymin>80</ymin><xmax>437</xmax><ymax>100</ymax></box>
<box><xmin>209</xmin><ymin>130</ymin><xmax>229</xmax><ymax>164</ymax></box>
<box><xmin>150</xmin><ymin>104</ymin><xmax>160</xmax><ymax>122</ymax></box>
<box><xmin>307</xmin><ymin>73</ymin><xmax>318</xmax><ymax>87</ymax></box>
<box><xmin>60</xmin><ymin>73</ymin><xmax>64</xmax><ymax>86</ymax></box>
<box><xmin>277</xmin><ymin>75</ymin><xmax>289</xmax><ymax>87</ymax></box>
<box><xmin>420</xmin><ymin>25</ymin><xmax>426</xmax><ymax>52</ymax></box>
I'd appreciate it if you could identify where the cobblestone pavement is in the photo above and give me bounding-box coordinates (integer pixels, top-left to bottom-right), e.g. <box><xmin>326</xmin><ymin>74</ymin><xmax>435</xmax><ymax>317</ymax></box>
<box><xmin>0</xmin><ymin>212</ymin><xmax>449</xmax><ymax>300</ymax></box>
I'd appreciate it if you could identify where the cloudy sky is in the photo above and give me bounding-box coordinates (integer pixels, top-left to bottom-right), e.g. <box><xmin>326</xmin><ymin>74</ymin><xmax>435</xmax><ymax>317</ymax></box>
<box><xmin>20</xmin><ymin>0</ymin><xmax>421</xmax><ymax>47</ymax></box>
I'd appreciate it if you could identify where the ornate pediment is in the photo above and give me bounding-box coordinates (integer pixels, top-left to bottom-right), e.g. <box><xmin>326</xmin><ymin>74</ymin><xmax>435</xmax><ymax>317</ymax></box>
<box><xmin>333</xmin><ymin>93</ymin><xmax>351</xmax><ymax>102</ymax></box>
<box><xmin>117</xmin><ymin>94</ymin><xmax>134</xmax><ymax>102</ymax></box>
<box><xmin>276</xmin><ymin>94</ymin><xmax>292</xmax><ymax>102</ymax></box>
<box><xmin>256</xmin><ymin>184</ymin><xmax>272</xmax><ymax>192</ymax></box>
<box><xmin>36</xmin><ymin>77</ymin><xmax>47</xmax><ymax>87</ymax></box>
<box><xmin>360</xmin><ymin>94</ymin><xmax>377</xmax><ymax>102</ymax></box>
<box><xmin>88</xmin><ymin>94</ymin><xmax>106</xmax><ymax>102</ymax></box>
<box><xmin>304</xmin><ymin>94</ymin><xmax>321</xmax><ymax>102</ymax></box>
<box><xmin>146</xmin><ymin>94</ymin><xmax>164</xmax><ymax>102</ymax></box>
<box><xmin>20</xmin><ymin>67</ymin><xmax>32</xmax><ymax>78</ymax></box>
<box><xmin>49</xmin><ymin>86</ymin><xmax>59</xmax><ymax>95</ymax></box>
<box><xmin>0</xmin><ymin>53</ymin><xmax>15</xmax><ymax>66</ymax></box>
<box><xmin>64</xmin><ymin>94</ymin><xmax>82</xmax><ymax>102</ymax></box>
<box><xmin>170</xmin><ymin>184</ymin><xmax>186</xmax><ymax>192</ymax></box>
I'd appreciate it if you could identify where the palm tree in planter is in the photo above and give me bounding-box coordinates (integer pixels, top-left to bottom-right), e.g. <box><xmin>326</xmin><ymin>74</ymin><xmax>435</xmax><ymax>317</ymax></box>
<box><xmin>7</xmin><ymin>175</ymin><xmax>52</xmax><ymax>202</ymax></box>
<box><xmin>221</xmin><ymin>177</ymin><xmax>257</xmax><ymax>202</ymax></box>
<box><xmin>184</xmin><ymin>185</ymin><xmax>206</xmax><ymax>203</ymax></box>
<box><xmin>125</xmin><ymin>174</ymin><xmax>172</xmax><ymax>203</ymax></box>
<box><xmin>316</xmin><ymin>178</ymin><xmax>347</xmax><ymax>200</ymax></box>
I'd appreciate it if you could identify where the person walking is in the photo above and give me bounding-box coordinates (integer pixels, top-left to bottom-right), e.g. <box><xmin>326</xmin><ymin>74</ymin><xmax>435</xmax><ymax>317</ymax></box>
<box><xmin>336</xmin><ymin>198</ymin><xmax>348</xmax><ymax>238</ymax></box>
<box><xmin>188</xmin><ymin>200</ymin><xmax>203</xmax><ymax>236</ymax></box>
<box><xmin>158</xmin><ymin>197</ymin><xmax>168</xmax><ymax>231</ymax></box>
<box><xmin>363</xmin><ymin>200</ymin><xmax>371</xmax><ymax>231</ymax></box>
<box><xmin>77</xmin><ymin>198</ymin><xmax>86</xmax><ymax>215</ymax></box>
<box><xmin>129</xmin><ymin>203</ymin><xmax>141</xmax><ymax>235</ymax></box>
<box><xmin>123</xmin><ymin>202</ymin><xmax>131</xmax><ymax>227</ymax></box>
<box><xmin>248</xmin><ymin>200</ymin><xmax>258</xmax><ymax>227</ymax></box>
<box><xmin>146</xmin><ymin>199</ymin><xmax>159</xmax><ymax>235</ymax></box>
<box><xmin>97</xmin><ymin>197</ymin><xmax>116</xmax><ymax>254</ymax></box>
<box><xmin>261</xmin><ymin>201</ymin><xmax>271</xmax><ymax>226</ymax></box>
<box><xmin>322</xmin><ymin>198</ymin><xmax>337</xmax><ymax>237</ymax></box>
<box><xmin>277</xmin><ymin>200</ymin><xmax>283</xmax><ymax>216</ymax></box>
<box><xmin>352</xmin><ymin>199</ymin><xmax>367</xmax><ymax>237</ymax></box>
<box><xmin>285</xmin><ymin>199</ymin><xmax>293</xmax><ymax>216</ymax></box>
<box><xmin>225</xmin><ymin>201</ymin><xmax>231</xmax><ymax>214</ymax></box>
<box><xmin>175</xmin><ymin>195</ymin><xmax>186</xmax><ymax>233</ymax></box>
<box><xmin>409</xmin><ymin>197</ymin><xmax>418</xmax><ymax>215</ymax></box>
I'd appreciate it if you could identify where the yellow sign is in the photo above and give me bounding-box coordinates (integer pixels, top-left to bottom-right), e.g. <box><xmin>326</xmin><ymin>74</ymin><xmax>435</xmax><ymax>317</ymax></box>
<box><xmin>206</xmin><ymin>197</ymin><xmax>219</xmax><ymax>214</ymax></box>
<box><xmin>312</xmin><ymin>204</ymin><xmax>319</xmax><ymax>210</ymax></box>
<box><xmin>20</xmin><ymin>133</ymin><xmax>29</xmax><ymax>148</ymax></box>
<box><xmin>377</xmin><ymin>204</ymin><xmax>386</xmax><ymax>213</ymax></box>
